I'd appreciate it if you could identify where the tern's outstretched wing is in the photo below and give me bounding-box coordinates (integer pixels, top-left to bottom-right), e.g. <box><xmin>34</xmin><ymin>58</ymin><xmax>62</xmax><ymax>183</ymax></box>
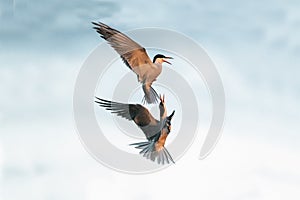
<box><xmin>92</xmin><ymin>22</ymin><xmax>153</xmax><ymax>71</ymax></box>
<box><xmin>95</xmin><ymin>97</ymin><xmax>160</xmax><ymax>138</ymax></box>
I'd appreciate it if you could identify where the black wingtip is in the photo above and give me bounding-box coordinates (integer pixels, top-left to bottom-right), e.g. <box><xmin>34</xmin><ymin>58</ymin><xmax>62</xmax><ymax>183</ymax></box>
<box><xmin>91</xmin><ymin>21</ymin><xmax>104</xmax><ymax>26</ymax></box>
<box><xmin>92</xmin><ymin>21</ymin><xmax>101</xmax><ymax>30</ymax></box>
<box><xmin>92</xmin><ymin>21</ymin><xmax>104</xmax><ymax>32</ymax></box>
<box><xmin>94</xmin><ymin>96</ymin><xmax>107</xmax><ymax>106</ymax></box>
<box><xmin>94</xmin><ymin>96</ymin><xmax>102</xmax><ymax>102</ymax></box>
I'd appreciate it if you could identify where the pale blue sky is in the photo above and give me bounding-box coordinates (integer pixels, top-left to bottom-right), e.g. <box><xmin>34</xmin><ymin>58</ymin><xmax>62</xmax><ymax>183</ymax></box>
<box><xmin>1</xmin><ymin>0</ymin><xmax>300</xmax><ymax>199</ymax></box>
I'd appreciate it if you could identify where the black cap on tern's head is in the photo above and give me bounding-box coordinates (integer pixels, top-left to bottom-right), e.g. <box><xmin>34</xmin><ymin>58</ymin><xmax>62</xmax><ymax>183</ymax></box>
<box><xmin>153</xmin><ymin>54</ymin><xmax>173</xmax><ymax>65</ymax></box>
<box><xmin>167</xmin><ymin>110</ymin><xmax>175</xmax><ymax>121</ymax></box>
<box><xmin>164</xmin><ymin>110</ymin><xmax>175</xmax><ymax>134</ymax></box>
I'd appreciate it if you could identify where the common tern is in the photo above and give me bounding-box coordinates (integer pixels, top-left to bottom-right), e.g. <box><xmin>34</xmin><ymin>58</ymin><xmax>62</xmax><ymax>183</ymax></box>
<box><xmin>95</xmin><ymin>95</ymin><xmax>175</xmax><ymax>164</ymax></box>
<box><xmin>92</xmin><ymin>22</ymin><xmax>173</xmax><ymax>104</ymax></box>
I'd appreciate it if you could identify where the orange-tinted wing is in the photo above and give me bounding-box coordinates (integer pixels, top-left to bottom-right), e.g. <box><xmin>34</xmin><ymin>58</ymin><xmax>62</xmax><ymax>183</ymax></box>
<box><xmin>92</xmin><ymin>22</ymin><xmax>153</xmax><ymax>70</ymax></box>
<box><xmin>95</xmin><ymin>97</ymin><xmax>159</xmax><ymax>138</ymax></box>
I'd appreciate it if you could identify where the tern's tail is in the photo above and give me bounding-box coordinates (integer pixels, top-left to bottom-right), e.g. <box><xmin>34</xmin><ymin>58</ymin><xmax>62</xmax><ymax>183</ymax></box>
<box><xmin>142</xmin><ymin>84</ymin><xmax>159</xmax><ymax>104</ymax></box>
<box><xmin>130</xmin><ymin>141</ymin><xmax>175</xmax><ymax>165</ymax></box>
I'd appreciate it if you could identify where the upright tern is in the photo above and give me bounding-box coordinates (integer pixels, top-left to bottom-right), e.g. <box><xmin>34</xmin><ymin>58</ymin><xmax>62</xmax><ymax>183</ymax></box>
<box><xmin>92</xmin><ymin>22</ymin><xmax>173</xmax><ymax>104</ymax></box>
<box><xmin>95</xmin><ymin>95</ymin><xmax>175</xmax><ymax>164</ymax></box>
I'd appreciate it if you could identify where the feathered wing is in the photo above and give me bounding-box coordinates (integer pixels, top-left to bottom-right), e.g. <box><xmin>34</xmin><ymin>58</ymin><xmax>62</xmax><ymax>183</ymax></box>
<box><xmin>92</xmin><ymin>22</ymin><xmax>159</xmax><ymax>104</ymax></box>
<box><xmin>95</xmin><ymin>97</ymin><xmax>138</xmax><ymax>120</ymax></box>
<box><xmin>95</xmin><ymin>97</ymin><xmax>160</xmax><ymax>138</ymax></box>
<box><xmin>92</xmin><ymin>22</ymin><xmax>152</xmax><ymax>71</ymax></box>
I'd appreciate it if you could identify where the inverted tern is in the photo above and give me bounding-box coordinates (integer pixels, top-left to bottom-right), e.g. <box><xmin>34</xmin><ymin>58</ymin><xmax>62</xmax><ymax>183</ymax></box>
<box><xmin>92</xmin><ymin>22</ymin><xmax>173</xmax><ymax>104</ymax></box>
<box><xmin>95</xmin><ymin>95</ymin><xmax>175</xmax><ymax>164</ymax></box>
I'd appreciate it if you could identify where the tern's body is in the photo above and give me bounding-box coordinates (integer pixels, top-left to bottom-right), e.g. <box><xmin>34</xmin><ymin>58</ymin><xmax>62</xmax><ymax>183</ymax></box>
<box><xmin>95</xmin><ymin>96</ymin><xmax>175</xmax><ymax>164</ymax></box>
<box><xmin>133</xmin><ymin>61</ymin><xmax>162</xmax><ymax>82</ymax></box>
<box><xmin>92</xmin><ymin>22</ymin><xmax>173</xmax><ymax>104</ymax></box>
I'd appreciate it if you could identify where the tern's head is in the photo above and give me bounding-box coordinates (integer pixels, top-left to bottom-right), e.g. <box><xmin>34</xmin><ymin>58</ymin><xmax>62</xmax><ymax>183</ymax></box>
<box><xmin>164</xmin><ymin>110</ymin><xmax>175</xmax><ymax>134</ymax></box>
<box><xmin>153</xmin><ymin>54</ymin><xmax>173</xmax><ymax>65</ymax></box>
<box><xmin>159</xmin><ymin>94</ymin><xmax>167</xmax><ymax>119</ymax></box>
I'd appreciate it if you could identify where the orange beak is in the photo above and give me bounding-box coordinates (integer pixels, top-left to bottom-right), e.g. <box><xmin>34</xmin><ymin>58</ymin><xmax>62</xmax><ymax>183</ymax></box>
<box><xmin>162</xmin><ymin>57</ymin><xmax>173</xmax><ymax>65</ymax></box>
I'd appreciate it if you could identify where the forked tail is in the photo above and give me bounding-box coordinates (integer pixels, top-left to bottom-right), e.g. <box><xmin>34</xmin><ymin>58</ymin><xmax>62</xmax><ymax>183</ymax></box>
<box><xmin>142</xmin><ymin>84</ymin><xmax>159</xmax><ymax>104</ymax></box>
<box><xmin>130</xmin><ymin>141</ymin><xmax>175</xmax><ymax>165</ymax></box>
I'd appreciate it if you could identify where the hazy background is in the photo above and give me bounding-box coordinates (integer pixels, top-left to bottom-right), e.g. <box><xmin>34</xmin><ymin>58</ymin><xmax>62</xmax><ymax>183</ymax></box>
<box><xmin>1</xmin><ymin>0</ymin><xmax>300</xmax><ymax>199</ymax></box>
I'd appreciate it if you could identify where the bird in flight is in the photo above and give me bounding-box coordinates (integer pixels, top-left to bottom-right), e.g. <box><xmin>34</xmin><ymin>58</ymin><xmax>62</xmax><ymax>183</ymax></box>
<box><xmin>95</xmin><ymin>95</ymin><xmax>175</xmax><ymax>164</ymax></box>
<box><xmin>92</xmin><ymin>22</ymin><xmax>173</xmax><ymax>104</ymax></box>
